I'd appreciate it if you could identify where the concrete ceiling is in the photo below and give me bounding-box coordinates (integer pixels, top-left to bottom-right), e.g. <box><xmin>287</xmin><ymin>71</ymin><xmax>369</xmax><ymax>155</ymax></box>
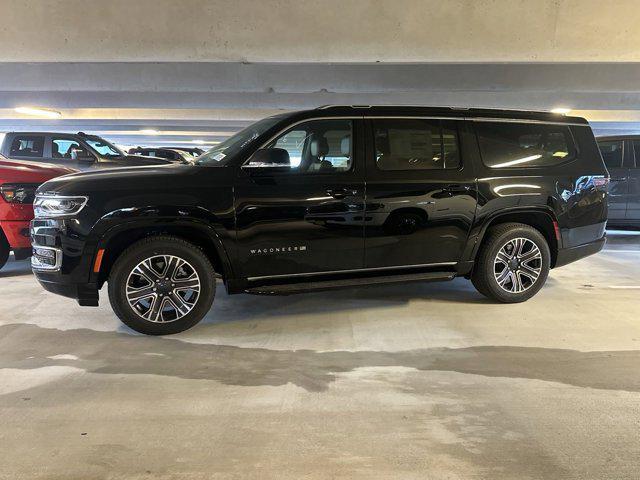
<box><xmin>1</xmin><ymin>0</ymin><xmax>639</xmax><ymax>145</ymax></box>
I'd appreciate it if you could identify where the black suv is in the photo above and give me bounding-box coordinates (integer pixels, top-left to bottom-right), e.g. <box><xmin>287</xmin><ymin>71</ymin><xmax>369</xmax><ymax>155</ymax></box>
<box><xmin>31</xmin><ymin>106</ymin><xmax>609</xmax><ymax>335</ymax></box>
<box><xmin>597</xmin><ymin>135</ymin><xmax>640</xmax><ymax>226</ymax></box>
<box><xmin>1</xmin><ymin>132</ymin><xmax>172</xmax><ymax>170</ymax></box>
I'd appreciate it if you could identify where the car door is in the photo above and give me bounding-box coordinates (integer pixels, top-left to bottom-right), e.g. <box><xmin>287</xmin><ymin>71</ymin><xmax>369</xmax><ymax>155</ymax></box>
<box><xmin>48</xmin><ymin>136</ymin><xmax>84</xmax><ymax>170</ymax></box>
<box><xmin>627</xmin><ymin>140</ymin><xmax>640</xmax><ymax>222</ymax></box>
<box><xmin>234</xmin><ymin>117</ymin><xmax>365</xmax><ymax>279</ymax></box>
<box><xmin>363</xmin><ymin>117</ymin><xmax>477</xmax><ymax>269</ymax></box>
<box><xmin>598</xmin><ymin>139</ymin><xmax>628</xmax><ymax>222</ymax></box>
<box><xmin>7</xmin><ymin>134</ymin><xmax>46</xmax><ymax>164</ymax></box>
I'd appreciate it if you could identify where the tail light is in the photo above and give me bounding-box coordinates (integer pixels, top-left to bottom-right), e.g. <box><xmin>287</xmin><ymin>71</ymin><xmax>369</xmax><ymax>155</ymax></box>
<box><xmin>593</xmin><ymin>176</ymin><xmax>609</xmax><ymax>191</ymax></box>
<box><xmin>0</xmin><ymin>183</ymin><xmax>39</xmax><ymax>204</ymax></box>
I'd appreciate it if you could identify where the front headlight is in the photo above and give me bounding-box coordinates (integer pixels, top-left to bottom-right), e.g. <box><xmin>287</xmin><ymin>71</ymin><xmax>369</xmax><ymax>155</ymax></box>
<box><xmin>34</xmin><ymin>194</ymin><xmax>88</xmax><ymax>218</ymax></box>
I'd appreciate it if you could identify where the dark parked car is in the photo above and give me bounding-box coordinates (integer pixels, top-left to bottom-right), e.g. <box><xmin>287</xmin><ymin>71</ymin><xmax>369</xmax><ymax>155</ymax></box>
<box><xmin>163</xmin><ymin>146</ymin><xmax>204</xmax><ymax>157</ymax></box>
<box><xmin>31</xmin><ymin>106</ymin><xmax>608</xmax><ymax>335</ymax></box>
<box><xmin>597</xmin><ymin>135</ymin><xmax>640</xmax><ymax>226</ymax></box>
<box><xmin>129</xmin><ymin>147</ymin><xmax>194</xmax><ymax>164</ymax></box>
<box><xmin>0</xmin><ymin>155</ymin><xmax>75</xmax><ymax>270</ymax></box>
<box><xmin>1</xmin><ymin>132</ymin><xmax>172</xmax><ymax>170</ymax></box>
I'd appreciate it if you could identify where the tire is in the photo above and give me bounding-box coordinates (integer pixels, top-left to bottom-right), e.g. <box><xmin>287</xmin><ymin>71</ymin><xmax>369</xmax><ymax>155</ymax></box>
<box><xmin>471</xmin><ymin>223</ymin><xmax>550</xmax><ymax>303</ymax></box>
<box><xmin>108</xmin><ymin>236</ymin><xmax>216</xmax><ymax>335</ymax></box>
<box><xmin>0</xmin><ymin>231</ymin><xmax>10</xmax><ymax>271</ymax></box>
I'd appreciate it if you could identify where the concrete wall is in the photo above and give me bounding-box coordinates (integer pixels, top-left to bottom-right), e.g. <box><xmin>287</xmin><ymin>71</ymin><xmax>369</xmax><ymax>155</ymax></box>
<box><xmin>1</xmin><ymin>0</ymin><xmax>640</xmax><ymax>62</ymax></box>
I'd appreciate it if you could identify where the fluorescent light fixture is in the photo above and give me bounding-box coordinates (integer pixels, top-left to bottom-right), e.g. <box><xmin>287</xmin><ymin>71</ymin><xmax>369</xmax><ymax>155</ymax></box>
<box><xmin>550</xmin><ymin>107</ymin><xmax>571</xmax><ymax>115</ymax></box>
<box><xmin>491</xmin><ymin>154</ymin><xmax>542</xmax><ymax>169</ymax></box>
<box><xmin>15</xmin><ymin>106</ymin><xmax>62</xmax><ymax>118</ymax></box>
<box><xmin>139</xmin><ymin>129</ymin><xmax>161</xmax><ymax>135</ymax></box>
<box><xmin>192</xmin><ymin>140</ymin><xmax>206</xmax><ymax>145</ymax></box>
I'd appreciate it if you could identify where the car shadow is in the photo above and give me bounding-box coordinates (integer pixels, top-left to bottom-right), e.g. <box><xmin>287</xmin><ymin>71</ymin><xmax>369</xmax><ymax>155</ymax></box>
<box><xmin>0</xmin><ymin>259</ymin><xmax>33</xmax><ymax>278</ymax></box>
<box><xmin>1</xmin><ymin>323</ymin><xmax>639</xmax><ymax>395</ymax></box>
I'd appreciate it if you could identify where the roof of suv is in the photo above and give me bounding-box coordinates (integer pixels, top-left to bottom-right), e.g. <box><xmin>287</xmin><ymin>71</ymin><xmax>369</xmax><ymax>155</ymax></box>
<box><xmin>308</xmin><ymin>105</ymin><xmax>589</xmax><ymax>125</ymax></box>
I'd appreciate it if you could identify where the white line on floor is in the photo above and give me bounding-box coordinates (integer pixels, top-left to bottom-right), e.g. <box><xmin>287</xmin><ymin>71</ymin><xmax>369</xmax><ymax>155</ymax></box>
<box><xmin>608</xmin><ymin>285</ymin><xmax>640</xmax><ymax>289</ymax></box>
<box><xmin>602</xmin><ymin>250</ymin><xmax>640</xmax><ymax>254</ymax></box>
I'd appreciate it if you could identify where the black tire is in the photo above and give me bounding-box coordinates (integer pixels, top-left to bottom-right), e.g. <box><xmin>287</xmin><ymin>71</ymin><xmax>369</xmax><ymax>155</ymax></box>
<box><xmin>108</xmin><ymin>236</ymin><xmax>216</xmax><ymax>335</ymax></box>
<box><xmin>471</xmin><ymin>223</ymin><xmax>550</xmax><ymax>303</ymax></box>
<box><xmin>0</xmin><ymin>231</ymin><xmax>10</xmax><ymax>271</ymax></box>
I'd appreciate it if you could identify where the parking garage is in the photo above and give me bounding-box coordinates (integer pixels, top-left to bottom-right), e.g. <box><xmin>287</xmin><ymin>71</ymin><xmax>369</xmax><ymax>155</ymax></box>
<box><xmin>1</xmin><ymin>1</ymin><xmax>640</xmax><ymax>478</ymax></box>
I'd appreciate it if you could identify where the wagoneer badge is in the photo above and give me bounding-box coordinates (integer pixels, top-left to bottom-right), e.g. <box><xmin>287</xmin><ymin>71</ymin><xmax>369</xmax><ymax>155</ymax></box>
<box><xmin>250</xmin><ymin>246</ymin><xmax>308</xmax><ymax>255</ymax></box>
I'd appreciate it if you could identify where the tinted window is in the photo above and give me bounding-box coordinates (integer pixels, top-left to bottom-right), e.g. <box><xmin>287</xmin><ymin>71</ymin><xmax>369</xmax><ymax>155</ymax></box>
<box><xmin>633</xmin><ymin>141</ymin><xmax>640</xmax><ymax>168</ymax></box>
<box><xmin>476</xmin><ymin>122</ymin><xmax>575</xmax><ymax>169</ymax></box>
<box><xmin>374</xmin><ymin>119</ymin><xmax>460</xmax><ymax>171</ymax></box>
<box><xmin>9</xmin><ymin>135</ymin><xmax>44</xmax><ymax>157</ymax></box>
<box><xmin>266</xmin><ymin>119</ymin><xmax>353</xmax><ymax>174</ymax></box>
<box><xmin>598</xmin><ymin>140</ymin><xmax>624</xmax><ymax>169</ymax></box>
<box><xmin>52</xmin><ymin>138</ymin><xmax>81</xmax><ymax>158</ymax></box>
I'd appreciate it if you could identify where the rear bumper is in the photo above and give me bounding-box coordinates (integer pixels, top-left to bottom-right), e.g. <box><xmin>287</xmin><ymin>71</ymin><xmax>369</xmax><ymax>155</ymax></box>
<box><xmin>555</xmin><ymin>236</ymin><xmax>606</xmax><ymax>268</ymax></box>
<box><xmin>0</xmin><ymin>220</ymin><xmax>32</xmax><ymax>249</ymax></box>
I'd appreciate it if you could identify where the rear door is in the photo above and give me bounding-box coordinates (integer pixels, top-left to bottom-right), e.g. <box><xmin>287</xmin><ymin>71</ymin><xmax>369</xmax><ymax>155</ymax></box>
<box><xmin>7</xmin><ymin>134</ymin><xmax>46</xmax><ymax>164</ymax></box>
<box><xmin>234</xmin><ymin>117</ymin><xmax>366</xmax><ymax>279</ymax></box>
<box><xmin>48</xmin><ymin>135</ymin><xmax>84</xmax><ymax>169</ymax></box>
<box><xmin>598</xmin><ymin>139</ymin><xmax>628</xmax><ymax>222</ymax></box>
<box><xmin>363</xmin><ymin>117</ymin><xmax>477</xmax><ymax>269</ymax></box>
<box><xmin>627</xmin><ymin>140</ymin><xmax>640</xmax><ymax>222</ymax></box>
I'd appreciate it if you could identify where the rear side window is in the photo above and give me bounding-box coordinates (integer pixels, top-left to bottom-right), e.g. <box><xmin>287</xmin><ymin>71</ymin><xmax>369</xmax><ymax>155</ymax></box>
<box><xmin>9</xmin><ymin>135</ymin><xmax>44</xmax><ymax>157</ymax></box>
<box><xmin>598</xmin><ymin>140</ymin><xmax>624</xmax><ymax>169</ymax></box>
<box><xmin>373</xmin><ymin>119</ymin><xmax>460</xmax><ymax>171</ymax></box>
<box><xmin>475</xmin><ymin>122</ymin><xmax>576</xmax><ymax>169</ymax></box>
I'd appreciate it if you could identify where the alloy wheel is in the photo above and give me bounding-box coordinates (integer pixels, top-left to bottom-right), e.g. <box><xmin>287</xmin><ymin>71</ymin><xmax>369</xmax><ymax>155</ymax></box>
<box><xmin>125</xmin><ymin>254</ymin><xmax>201</xmax><ymax>323</ymax></box>
<box><xmin>493</xmin><ymin>237</ymin><xmax>542</xmax><ymax>294</ymax></box>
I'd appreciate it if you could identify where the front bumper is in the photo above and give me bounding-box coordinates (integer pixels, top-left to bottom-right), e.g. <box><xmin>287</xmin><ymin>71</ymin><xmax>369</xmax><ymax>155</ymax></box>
<box><xmin>35</xmin><ymin>274</ymin><xmax>99</xmax><ymax>306</ymax></box>
<box><xmin>0</xmin><ymin>219</ymin><xmax>32</xmax><ymax>249</ymax></box>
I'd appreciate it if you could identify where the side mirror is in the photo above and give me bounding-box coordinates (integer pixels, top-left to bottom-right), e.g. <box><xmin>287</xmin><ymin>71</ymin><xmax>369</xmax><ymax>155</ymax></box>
<box><xmin>70</xmin><ymin>147</ymin><xmax>96</xmax><ymax>163</ymax></box>
<box><xmin>243</xmin><ymin>148</ymin><xmax>291</xmax><ymax>169</ymax></box>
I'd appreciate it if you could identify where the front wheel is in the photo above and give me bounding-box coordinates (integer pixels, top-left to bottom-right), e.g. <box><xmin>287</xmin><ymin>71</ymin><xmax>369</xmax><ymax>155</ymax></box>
<box><xmin>108</xmin><ymin>236</ymin><xmax>216</xmax><ymax>335</ymax></box>
<box><xmin>472</xmin><ymin>223</ymin><xmax>550</xmax><ymax>303</ymax></box>
<box><xmin>0</xmin><ymin>232</ymin><xmax>10</xmax><ymax>271</ymax></box>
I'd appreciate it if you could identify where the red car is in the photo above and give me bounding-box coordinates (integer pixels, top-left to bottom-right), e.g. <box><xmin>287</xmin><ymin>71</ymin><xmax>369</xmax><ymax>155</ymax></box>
<box><xmin>0</xmin><ymin>155</ymin><xmax>75</xmax><ymax>270</ymax></box>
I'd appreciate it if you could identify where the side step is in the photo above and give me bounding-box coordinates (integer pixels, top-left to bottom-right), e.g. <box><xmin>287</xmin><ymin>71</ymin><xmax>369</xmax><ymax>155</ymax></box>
<box><xmin>245</xmin><ymin>271</ymin><xmax>456</xmax><ymax>295</ymax></box>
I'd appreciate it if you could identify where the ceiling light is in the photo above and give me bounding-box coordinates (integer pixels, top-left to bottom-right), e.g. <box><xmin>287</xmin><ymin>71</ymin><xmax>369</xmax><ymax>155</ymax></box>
<box><xmin>550</xmin><ymin>107</ymin><xmax>571</xmax><ymax>115</ymax></box>
<box><xmin>15</xmin><ymin>107</ymin><xmax>62</xmax><ymax>118</ymax></box>
<box><xmin>139</xmin><ymin>129</ymin><xmax>161</xmax><ymax>135</ymax></box>
<box><xmin>192</xmin><ymin>140</ymin><xmax>206</xmax><ymax>145</ymax></box>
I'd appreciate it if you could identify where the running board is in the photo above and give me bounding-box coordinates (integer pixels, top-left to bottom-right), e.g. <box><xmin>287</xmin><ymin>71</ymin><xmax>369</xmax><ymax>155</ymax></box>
<box><xmin>245</xmin><ymin>271</ymin><xmax>456</xmax><ymax>295</ymax></box>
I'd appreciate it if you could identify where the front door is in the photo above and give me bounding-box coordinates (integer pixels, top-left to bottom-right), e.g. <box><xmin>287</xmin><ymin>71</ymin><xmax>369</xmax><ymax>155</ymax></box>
<box><xmin>234</xmin><ymin>118</ymin><xmax>365</xmax><ymax>279</ymax></box>
<box><xmin>363</xmin><ymin>118</ymin><xmax>477</xmax><ymax>269</ymax></box>
<box><xmin>598</xmin><ymin>139</ymin><xmax>628</xmax><ymax>222</ymax></box>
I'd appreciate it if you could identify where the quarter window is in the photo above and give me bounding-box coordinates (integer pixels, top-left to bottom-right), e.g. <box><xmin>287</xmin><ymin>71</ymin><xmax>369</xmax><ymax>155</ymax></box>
<box><xmin>476</xmin><ymin>122</ymin><xmax>576</xmax><ymax>169</ymax></box>
<box><xmin>266</xmin><ymin>119</ymin><xmax>353</xmax><ymax>173</ymax></box>
<box><xmin>598</xmin><ymin>140</ymin><xmax>624</xmax><ymax>169</ymax></box>
<box><xmin>9</xmin><ymin>135</ymin><xmax>44</xmax><ymax>157</ymax></box>
<box><xmin>373</xmin><ymin>119</ymin><xmax>460</xmax><ymax>171</ymax></box>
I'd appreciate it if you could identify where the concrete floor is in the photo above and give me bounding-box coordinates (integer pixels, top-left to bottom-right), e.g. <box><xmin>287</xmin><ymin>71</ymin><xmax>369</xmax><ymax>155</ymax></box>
<box><xmin>1</xmin><ymin>231</ymin><xmax>639</xmax><ymax>479</ymax></box>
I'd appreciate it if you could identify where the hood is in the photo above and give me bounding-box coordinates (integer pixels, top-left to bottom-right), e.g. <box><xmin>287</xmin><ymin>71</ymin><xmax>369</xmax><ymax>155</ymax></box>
<box><xmin>0</xmin><ymin>158</ymin><xmax>77</xmax><ymax>184</ymax></box>
<box><xmin>36</xmin><ymin>163</ymin><xmax>219</xmax><ymax>196</ymax></box>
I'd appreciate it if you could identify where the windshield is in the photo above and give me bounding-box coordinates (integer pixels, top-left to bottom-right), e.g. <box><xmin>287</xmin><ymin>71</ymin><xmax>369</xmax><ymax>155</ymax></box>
<box><xmin>84</xmin><ymin>136</ymin><xmax>123</xmax><ymax>158</ymax></box>
<box><xmin>196</xmin><ymin>115</ymin><xmax>287</xmax><ymax>165</ymax></box>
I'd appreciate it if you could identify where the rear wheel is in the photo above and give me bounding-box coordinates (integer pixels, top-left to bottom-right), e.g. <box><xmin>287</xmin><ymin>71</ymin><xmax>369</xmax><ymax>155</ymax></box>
<box><xmin>0</xmin><ymin>231</ymin><xmax>10</xmax><ymax>270</ymax></box>
<box><xmin>108</xmin><ymin>236</ymin><xmax>216</xmax><ymax>335</ymax></box>
<box><xmin>472</xmin><ymin>223</ymin><xmax>550</xmax><ymax>303</ymax></box>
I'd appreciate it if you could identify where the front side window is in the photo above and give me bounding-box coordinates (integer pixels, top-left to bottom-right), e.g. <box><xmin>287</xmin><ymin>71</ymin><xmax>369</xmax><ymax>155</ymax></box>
<box><xmin>52</xmin><ymin>138</ymin><xmax>81</xmax><ymax>158</ymax></box>
<box><xmin>476</xmin><ymin>122</ymin><xmax>576</xmax><ymax>169</ymax></box>
<box><xmin>598</xmin><ymin>140</ymin><xmax>624</xmax><ymax>169</ymax></box>
<box><xmin>373</xmin><ymin>119</ymin><xmax>460</xmax><ymax>171</ymax></box>
<box><xmin>265</xmin><ymin>119</ymin><xmax>353</xmax><ymax>174</ymax></box>
<box><xmin>10</xmin><ymin>136</ymin><xmax>44</xmax><ymax>157</ymax></box>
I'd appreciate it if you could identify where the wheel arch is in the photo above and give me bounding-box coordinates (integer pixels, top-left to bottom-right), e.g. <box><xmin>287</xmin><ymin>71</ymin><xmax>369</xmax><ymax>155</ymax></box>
<box><xmin>473</xmin><ymin>208</ymin><xmax>560</xmax><ymax>268</ymax></box>
<box><xmin>92</xmin><ymin>220</ymin><xmax>234</xmax><ymax>289</ymax></box>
